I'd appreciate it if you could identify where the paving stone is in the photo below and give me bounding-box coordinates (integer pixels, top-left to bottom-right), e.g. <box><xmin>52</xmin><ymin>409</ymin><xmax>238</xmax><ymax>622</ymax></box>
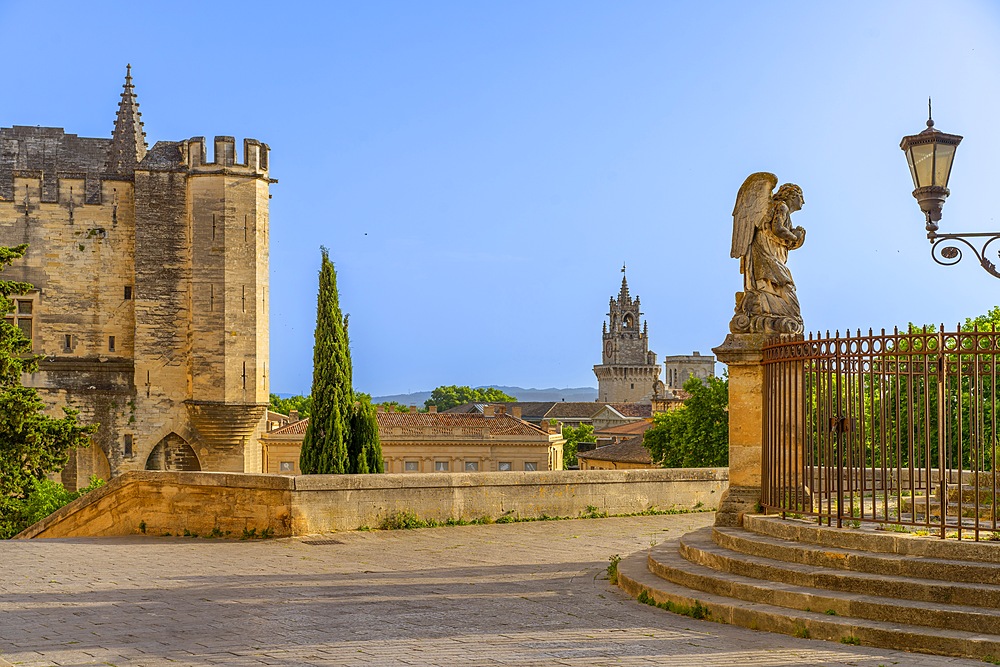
<box><xmin>0</xmin><ymin>513</ymin><xmax>984</xmax><ymax>665</ymax></box>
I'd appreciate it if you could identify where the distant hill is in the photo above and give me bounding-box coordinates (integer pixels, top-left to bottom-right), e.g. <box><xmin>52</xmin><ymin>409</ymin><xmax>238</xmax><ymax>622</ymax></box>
<box><xmin>371</xmin><ymin>386</ymin><xmax>598</xmax><ymax>406</ymax></box>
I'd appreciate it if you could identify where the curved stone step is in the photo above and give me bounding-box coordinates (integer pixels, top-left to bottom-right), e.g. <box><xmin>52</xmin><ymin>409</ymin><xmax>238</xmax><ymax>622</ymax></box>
<box><xmin>743</xmin><ymin>514</ymin><xmax>1000</xmax><ymax>563</ymax></box>
<box><xmin>714</xmin><ymin>525</ymin><xmax>1000</xmax><ymax>585</ymax></box>
<box><xmin>617</xmin><ymin>547</ymin><xmax>1000</xmax><ymax>660</ymax></box>
<box><xmin>678</xmin><ymin>527</ymin><xmax>1000</xmax><ymax>609</ymax></box>
<box><xmin>656</xmin><ymin>529</ymin><xmax>1000</xmax><ymax>635</ymax></box>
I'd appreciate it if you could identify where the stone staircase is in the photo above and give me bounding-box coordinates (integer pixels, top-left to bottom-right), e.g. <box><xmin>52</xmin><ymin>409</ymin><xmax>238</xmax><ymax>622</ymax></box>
<box><xmin>617</xmin><ymin>514</ymin><xmax>1000</xmax><ymax>659</ymax></box>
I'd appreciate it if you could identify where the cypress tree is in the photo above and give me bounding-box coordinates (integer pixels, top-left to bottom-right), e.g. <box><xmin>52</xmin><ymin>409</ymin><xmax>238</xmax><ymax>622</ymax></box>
<box><xmin>348</xmin><ymin>397</ymin><xmax>382</xmax><ymax>474</ymax></box>
<box><xmin>299</xmin><ymin>248</ymin><xmax>352</xmax><ymax>474</ymax></box>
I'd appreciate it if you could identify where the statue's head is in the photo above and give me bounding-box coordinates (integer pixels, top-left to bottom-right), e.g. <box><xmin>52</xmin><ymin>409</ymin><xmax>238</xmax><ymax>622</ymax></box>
<box><xmin>774</xmin><ymin>183</ymin><xmax>804</xmax><ymax>211</ymax></box>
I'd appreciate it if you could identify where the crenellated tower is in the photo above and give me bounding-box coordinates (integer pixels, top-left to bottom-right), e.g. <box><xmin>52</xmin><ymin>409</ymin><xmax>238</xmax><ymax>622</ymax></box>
<box><xmin>593</xmin><ymin>267</ymin><xmax>660</xmax><ymax>403</ymax></box>
<box><xmin>0</xmin><ymin>66</ymin><xmax>272</xmax><ymax>487</ymax></box>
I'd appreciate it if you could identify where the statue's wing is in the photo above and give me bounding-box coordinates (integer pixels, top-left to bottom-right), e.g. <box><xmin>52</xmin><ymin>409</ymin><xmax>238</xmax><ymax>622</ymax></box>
<box><xmin>731</xmin><ymin>172</ymin><xmax>778</xmax><ymax>259</ymax></box>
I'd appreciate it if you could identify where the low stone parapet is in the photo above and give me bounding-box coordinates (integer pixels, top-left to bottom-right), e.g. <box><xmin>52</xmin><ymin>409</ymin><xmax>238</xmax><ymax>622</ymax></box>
<box><xmin>16</xmin><ymin>468</ymin><xmax>728</xmax><ymax>539</ymax></box>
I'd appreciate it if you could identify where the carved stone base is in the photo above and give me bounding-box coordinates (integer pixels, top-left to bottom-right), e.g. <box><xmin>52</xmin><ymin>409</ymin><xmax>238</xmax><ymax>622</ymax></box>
<box><xmin>714</xmin><ymin>485</ymin><xmax>761</xmax><ymax>527</ymax></box>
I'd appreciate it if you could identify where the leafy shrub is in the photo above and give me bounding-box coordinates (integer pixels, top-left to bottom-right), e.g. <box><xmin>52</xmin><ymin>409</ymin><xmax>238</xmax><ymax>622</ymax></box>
<box><xmin>0</xmin><ymin>475</ymin><xmax>104</xmax><ymax>538</ymax></box>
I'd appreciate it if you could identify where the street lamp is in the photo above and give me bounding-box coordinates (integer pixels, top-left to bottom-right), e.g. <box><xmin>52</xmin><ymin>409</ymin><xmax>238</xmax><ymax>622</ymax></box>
<box><xmin>900</xmin><ymin>100</ymin><xmax>962</xmax><ymax>236</ymax></box>
<box><xmin>900</xmin><ymin>101</ymin><xmax>1000</xmax><ymax>278</ymax></box>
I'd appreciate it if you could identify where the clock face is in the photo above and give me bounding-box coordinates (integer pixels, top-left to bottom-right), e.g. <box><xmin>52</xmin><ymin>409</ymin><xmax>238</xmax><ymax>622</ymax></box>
<box><xmin>604</xmin><ymin>341</ymin><xmax>613</xmax><ymax>359</ymax></box>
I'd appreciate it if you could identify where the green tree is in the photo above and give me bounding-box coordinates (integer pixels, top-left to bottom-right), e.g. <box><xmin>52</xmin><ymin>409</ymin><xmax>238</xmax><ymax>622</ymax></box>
<box><xmin>561</xmin><ymin>422</ymin><xmax>595</xmax><ymax>468</ymax></box>
<box><xmin>269</xmin><ymin>393</ymin><xmax>312</xmax><ymax>418</ymax></box>
<box><xmin>424</xmin><ymin>385</ymin><xmax>517</xmax><ymax>412</ymax></box>
<box><xmin>348</xmin><ymin>397</ymin><xmax>383</xmax><ymax>474</ymax></box>
<box><xmin>0</xmin><ymin>244</ymin><xmax>97</xmax><ymax>538</ymax></box>
<box><xmin>643</xmin><ymin>375</ymin><xmax>728</xmax><ymax>468</ymax></box>
<box><xmin>375</xmin><ymin>401</ymin><xmax>411</xmax><ymax>413</ymax></box>
<box><xmin>300</xmin><ymin>248</ymin><xmax>353</xmax><ymax>474</ymax></box>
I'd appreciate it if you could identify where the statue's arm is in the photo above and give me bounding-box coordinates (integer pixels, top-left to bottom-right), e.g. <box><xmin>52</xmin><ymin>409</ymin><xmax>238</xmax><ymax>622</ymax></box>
<box><xmin>766</xmin><ymin>202</ymin><xmax>805</xmax><ymax>249</ymax></box>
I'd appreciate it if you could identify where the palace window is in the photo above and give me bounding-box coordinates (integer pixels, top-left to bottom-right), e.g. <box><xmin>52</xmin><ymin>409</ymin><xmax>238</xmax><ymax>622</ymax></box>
<box><xmin>498</xmin><ymin>461</ymin><xmax>512</xmax><ymax>472</ymax></box>
<box><xmin>435</xmin><ymin>460</ymin><xmax>450</xmax><ymax>472</ymax></box>
<box><xmin>279</xmin><ymin>461</ymin><xmax>294</xmax><ymax>473</ymax></box>
<box><xmin>4</xmin><ymin>297</ymin><xmax>34</xmax><ymax>348</ymax></box>
<box><xmin>524</xmin><ymin>462</ymin><xmax>538</xmax><ymax>472</ymax></box>
<box><xmin>404</xmin><ymin>460</ymin><xmax>419</xmax><ymax>472</ymax></box>
<box><xmin>465</xmin><ymin>461</ymin><xmax>479</xmax><ymax>472</ymax></box>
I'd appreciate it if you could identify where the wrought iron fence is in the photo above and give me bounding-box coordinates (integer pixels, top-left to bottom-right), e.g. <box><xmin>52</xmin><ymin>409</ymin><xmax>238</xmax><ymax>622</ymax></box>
<box><xmin>762</xmin><ymin>326</ymin><xmax>1000</xmax><ymax>540</ymax></box>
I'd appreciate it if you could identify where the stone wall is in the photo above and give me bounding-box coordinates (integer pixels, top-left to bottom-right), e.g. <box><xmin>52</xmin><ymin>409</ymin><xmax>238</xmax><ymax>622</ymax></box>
<box><xmin>17</xmin><ymin>468</ymin><xmax>729</xmax><ymax>538</ymax></box>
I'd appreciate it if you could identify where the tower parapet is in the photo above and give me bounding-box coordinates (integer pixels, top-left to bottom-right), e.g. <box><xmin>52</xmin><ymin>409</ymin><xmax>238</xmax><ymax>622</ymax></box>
<box><xmin>186</xmin><ymin>136</ymin><xmax>270</xmax><ymax>176</ymax></box>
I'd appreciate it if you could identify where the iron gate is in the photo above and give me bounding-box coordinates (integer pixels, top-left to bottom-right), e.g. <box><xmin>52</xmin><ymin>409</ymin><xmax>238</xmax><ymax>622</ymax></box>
<box><xmin>762</xmin><ymin>326</ymin><xmax>1000</xmax><ymax>540</ymax></box>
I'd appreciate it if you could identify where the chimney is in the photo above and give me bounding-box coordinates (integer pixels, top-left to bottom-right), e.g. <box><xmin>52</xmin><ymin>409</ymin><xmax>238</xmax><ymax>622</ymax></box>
<box><xmin>409</xmin><ymin>405</ymin><xmax>417</xmax><ymax>413</ymax></box>
<box><xmin>495</xmin><ymin>404</ymin><xmax>506</xmax><ymax>416</ymax></box>
<box><xmin>428</xmin><ymin>405</ymin><xmax>438</xmax><ymax>414</ymax></box>
<box><xmin>512</xmin><ymin>406</ymin><xmax>522</xmax><ymax>420</ymax></box>
<box><xmin>289</xmin><ymin>410</ymin><xmax>300</xmax><ymax>421</ymax></box>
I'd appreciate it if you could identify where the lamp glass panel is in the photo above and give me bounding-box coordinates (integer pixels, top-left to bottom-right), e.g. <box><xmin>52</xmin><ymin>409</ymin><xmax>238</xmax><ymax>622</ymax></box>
<box><xmin>905</xmin><ymin>148</ymin><xmax>918</xmax><ymax>188</ymax></box>
<box><xmin>933</xmin><ymin>143</ymin><xmax>956</xmax><ymax>187</ymax></box>
<box><xmin>911</xmin><ymin>143</ymin><xmax>935</xmax><ymax>188</ymax></box>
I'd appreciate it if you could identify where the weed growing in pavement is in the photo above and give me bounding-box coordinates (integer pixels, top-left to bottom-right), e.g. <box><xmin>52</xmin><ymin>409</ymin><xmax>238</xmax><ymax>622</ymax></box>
<box><xmin>607</xmin><ymin>554</ymin><xmax>621</xmax><ymax>584</ymax></box>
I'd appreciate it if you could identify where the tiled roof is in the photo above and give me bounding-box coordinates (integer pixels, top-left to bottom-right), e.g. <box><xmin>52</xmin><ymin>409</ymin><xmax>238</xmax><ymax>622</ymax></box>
<box><xmin>443</xmin><ymin>402</ymin><xmax>557</xmax><ymax>419</ymax></box>
<box><xmin>577</xmin><ymin>435</ymin><xmax>653</xmax><ymax>464</ymax></box>
<box><xmin>441</xmin><ymin>403</ymin><xmax>486</xmax><ymax>414</ymax></box>
<box><xmin>267</xmin><ymin>418</ymin><xmax>309</xmax><ymax>436</ymax></box>
<box><xmin>543</xmin><ymin>402</ymin><xmax>606</xmax><ymax>420</ymax></box>
<box><xmin>376</xmin><ymin>412</ymin><xmax>547</xmax><ymax>438</ymax></box>
<box><xmin>508</xmin><ymin>402</ymin><xmax>558</xmax><ymax>419</ymax></box>
<box><xmin>610</xmin><ymin>403</ymin><xmax>653</xmax><ymax>418</ymax></box>
<box><xmin>595</xmin><ymin>420</ymin><xmax>653</xmax><ymax>436</ymax></box>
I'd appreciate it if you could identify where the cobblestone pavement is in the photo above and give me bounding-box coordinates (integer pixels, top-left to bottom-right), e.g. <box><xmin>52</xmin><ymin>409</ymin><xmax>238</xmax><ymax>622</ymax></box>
<box><xmin>0</xmin><ymin>513</ymin><xmax>983</xmax><ymax>666</ymax></box>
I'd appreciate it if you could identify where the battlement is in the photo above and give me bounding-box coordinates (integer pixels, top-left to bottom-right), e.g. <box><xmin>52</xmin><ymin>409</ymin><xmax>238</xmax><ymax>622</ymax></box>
<box><xmin>186</xmin><ymin>136</ymin><xmax>270</xmax><ymax>175</ymax></box>
<box><xmin>0</xmin><ymin>172</ymin><xmax>130</xmax><ymax>206</ymax></box>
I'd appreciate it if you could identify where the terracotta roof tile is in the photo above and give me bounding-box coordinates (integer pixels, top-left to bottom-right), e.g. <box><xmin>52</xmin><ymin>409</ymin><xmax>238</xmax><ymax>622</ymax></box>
<box><xmin>267</xmin><ymin>418</ymin><xmax>309</xmax><ymax>436</ymax></box>
<box><xmin>609</xmin><ymin>403</ymin><xmax>653</xmax><ymax>418</ymax></box>
<box><xmin>376</xmin><ymin>412</ymin><xmax>547</xmax><ymax>437</ymax></box>
<box><xmin>543</xmin><ymin>402</ymin><xmax>606</xmax><ymax>419</ymax></box>
<box><xmin>595</xmin><ymin>420</ymin><xmax>653</xmax><ymax>436</ymax></box>
<box><xmin>576</xmin><ymin>435</ymin><xmax>653</xmax><ymax>464</ymax></box>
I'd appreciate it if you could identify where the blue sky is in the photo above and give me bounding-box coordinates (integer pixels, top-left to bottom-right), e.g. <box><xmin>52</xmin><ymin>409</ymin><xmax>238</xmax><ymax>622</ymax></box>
<box><xmin>2</xmin><ymin>1</ymin><xmax>1000</xmax><ymax>396</ymax></box>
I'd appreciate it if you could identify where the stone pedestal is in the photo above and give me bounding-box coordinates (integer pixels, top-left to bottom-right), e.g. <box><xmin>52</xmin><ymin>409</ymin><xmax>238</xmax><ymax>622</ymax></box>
<box><xmin>712</xmin><ymin>333</ymin><xmax>769</xmax><ymax>527</ymax></box>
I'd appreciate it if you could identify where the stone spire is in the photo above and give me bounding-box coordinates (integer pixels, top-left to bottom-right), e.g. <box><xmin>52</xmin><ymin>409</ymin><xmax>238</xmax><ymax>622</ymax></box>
<box><xmin>105</xmin><ymin>64</ymin><xmax>147</xmax><ymax>175</ymax></box>
<box><xmin>619</xmin><ymin>263</ymin><xmax>630</xmax><ymax>302</ymax></box>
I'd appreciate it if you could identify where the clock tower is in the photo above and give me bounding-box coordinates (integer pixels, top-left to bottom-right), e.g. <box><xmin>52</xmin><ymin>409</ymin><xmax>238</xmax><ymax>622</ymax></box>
<box><xmin>593</xmin><ymin>268</ymin><xmax>661</xmax><ymax>403</ymax></box>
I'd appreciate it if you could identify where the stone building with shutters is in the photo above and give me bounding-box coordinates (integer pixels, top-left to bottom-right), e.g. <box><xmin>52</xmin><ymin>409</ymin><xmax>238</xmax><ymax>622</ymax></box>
<box><xmin>0</xmin><ymin>67</ymin><xmax>272</xmax><ymax>488</ymax></box>
<box><xmin>261</xmin><ymin>406</ymin><xmax>565</xmax><ymax>475</ymax></box>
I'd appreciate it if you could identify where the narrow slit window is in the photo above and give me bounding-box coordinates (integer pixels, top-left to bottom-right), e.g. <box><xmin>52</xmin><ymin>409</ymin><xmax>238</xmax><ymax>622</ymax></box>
<box><xmin>124</xmin><ymin>286</ymin><xmax>133</xmax><ymax>300</ymax></box>
<box><xmin>108</xmin><ymin>335</ymin><xmax>116</xmax><ymax>352</ymax></box>
<box><xmin>124</xmin><ymin>434</ymin><xmax>133</xmax><ymax>458</ymax></box>
<box><xmin>64</xmin><ymin>334</ymin><xmax>72</xmax><ymax>350</ymax></box>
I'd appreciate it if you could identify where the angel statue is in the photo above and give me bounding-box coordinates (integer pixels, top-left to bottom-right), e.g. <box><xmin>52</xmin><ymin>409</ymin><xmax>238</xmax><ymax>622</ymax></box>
<box><xmin>729</xmin><ymin>172</ymin><xmax>806</xmax><ymax>335</ymax></box>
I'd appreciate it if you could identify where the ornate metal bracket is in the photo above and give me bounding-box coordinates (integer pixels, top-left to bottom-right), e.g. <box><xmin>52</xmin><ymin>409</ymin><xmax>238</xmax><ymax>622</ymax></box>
<box><xmin>930</xmin><ymin>231</ymin><xmax>1000</xmax><ymax>279</ymax></box>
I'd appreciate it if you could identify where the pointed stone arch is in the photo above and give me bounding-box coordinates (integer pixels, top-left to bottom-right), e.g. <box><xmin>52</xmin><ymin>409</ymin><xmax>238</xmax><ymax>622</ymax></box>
<box><xmin>60</xmin><ymin>442</ymin><xmax>112</xmax><ymax>491</ymax></box>
<box><xmin>145</xmin><ymin>433</ymin><xmax>201</xmax><ymax>471</ymax></box>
